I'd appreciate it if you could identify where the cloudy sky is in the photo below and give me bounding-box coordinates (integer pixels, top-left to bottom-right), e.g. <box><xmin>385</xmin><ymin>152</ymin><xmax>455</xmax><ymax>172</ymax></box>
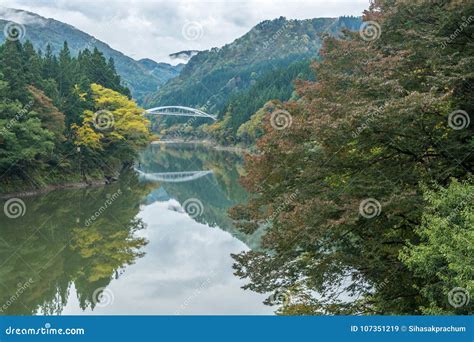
<box><xmin>1</xmin><ymin>0</ymin><xmax>370</xmax><ymax>64</ymax></box>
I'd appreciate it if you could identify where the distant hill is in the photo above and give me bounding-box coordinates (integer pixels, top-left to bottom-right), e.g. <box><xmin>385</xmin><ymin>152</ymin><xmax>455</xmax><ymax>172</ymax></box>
<box><xmin>0</xmin><ymin>8</ymin><xmax>181</xmax><ymax>103</ymax></box>
<box><xmin>137</xmin><ymin>58</ymin><xmax>184</xmax><ymax>84</ymax></box>
<box><xmin>143</xmin><ymin>16</ymin><xmax>361</xmax><ymax>112</ymax></box>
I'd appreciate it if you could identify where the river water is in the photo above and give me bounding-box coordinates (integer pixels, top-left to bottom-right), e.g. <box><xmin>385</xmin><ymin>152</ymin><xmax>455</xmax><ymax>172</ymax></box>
<box><xmin>0</xmin><ymin>143</ymin><xmax>272</xmax><ymax>315</ymax></box>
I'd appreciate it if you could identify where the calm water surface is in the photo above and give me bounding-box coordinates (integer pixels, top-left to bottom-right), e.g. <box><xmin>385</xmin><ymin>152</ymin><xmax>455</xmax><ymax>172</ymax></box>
<box><xmin>0</xmin><ymin>143</ymin><xmax>272</xmax><ymax>315</ymax></box>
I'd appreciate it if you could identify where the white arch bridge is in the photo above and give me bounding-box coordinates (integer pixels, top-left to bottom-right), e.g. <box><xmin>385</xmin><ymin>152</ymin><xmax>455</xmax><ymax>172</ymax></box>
<box><xmin>145</xmin><ymin>106</ymin><xmax>217</xmax><ymax>121</ymax></box>
<box><xmin>135</xmin><ymin>169</ymin><xmax>214</xmax><ymax>183</ymax></box>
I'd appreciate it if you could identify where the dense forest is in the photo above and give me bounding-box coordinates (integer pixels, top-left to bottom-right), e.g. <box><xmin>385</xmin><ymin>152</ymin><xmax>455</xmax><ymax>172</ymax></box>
<box><xmin>159</xmin><ymin>58</ymin><xmax>314</xmax><ymax>144</ymax></box>
<box><xmin>147</xmin><ymin>16</ymin><xmax>361</xmax><ymax>143</ymax></box>
<box><xmin>0</xmin><ymin>39</ymin><xmax>149</xmax><ymax>193</ymax></box>
<box><xmin>230</xmin><ymin>0</ymin><xmax>473</xmax><ymax>315</ymax></box>
<box><xmin>1</xmin><ymin>0</ymin><xmax>472</xmax><ymax>317</ymax></box>
<box><xmin>145</xmin><ymin>16</ymin><xmax>361</xmax><ymax>111</ymax></box>
<box><xmin>0</xmin><ymin>8</ymin><xmax>182</xmax><ymax>103</ymax></box>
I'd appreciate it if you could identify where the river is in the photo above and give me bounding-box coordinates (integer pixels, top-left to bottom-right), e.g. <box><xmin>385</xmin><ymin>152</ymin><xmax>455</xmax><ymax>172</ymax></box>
<box><xmin>0</xmin><ymin>143</ymin><xmax>273</xmax><ymax>315</ymax></box>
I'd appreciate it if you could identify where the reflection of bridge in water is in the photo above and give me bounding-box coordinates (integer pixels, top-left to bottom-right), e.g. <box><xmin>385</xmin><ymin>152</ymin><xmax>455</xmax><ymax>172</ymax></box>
<box><xmin>145</xmin><ymin>106</ymin><xmax>217</xmax><ymax>121</ymax></box>
<box><xmin>135</xmin><ymin>169</ymin><xmax>213</xmax><ymax>183</ymax></box>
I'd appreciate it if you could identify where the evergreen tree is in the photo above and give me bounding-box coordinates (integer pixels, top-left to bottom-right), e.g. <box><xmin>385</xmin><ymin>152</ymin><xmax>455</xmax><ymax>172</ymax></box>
<box><xmin>0</xmin><ymin>39</ymin><xmax>142</xmax><ymax>191</ymax></box>
<box><xmin>0</xmin><ymin>40</ymin><xmax>27</xmax><ymax>102</ymax></box>
<box><xmin>23</xmin><ymin>41</ymin><xmax>42</xmax><ymax>86</ymax></box>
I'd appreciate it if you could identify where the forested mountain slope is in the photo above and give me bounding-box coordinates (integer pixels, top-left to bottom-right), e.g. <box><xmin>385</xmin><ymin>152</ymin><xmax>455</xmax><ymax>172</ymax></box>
<box><xmin>144</xmin><ymin>16</ymin><xmax>361</xmax><ymax>113</ymax></box>
<box><xmin>0</xmin><ymin>8</ymin><xmax>180</xmax><ymax>103</ymax></box>
<box><xmin>0</xmin><ymin>39</ymin><xmax>150</xmax><ymax>193</ymax></box>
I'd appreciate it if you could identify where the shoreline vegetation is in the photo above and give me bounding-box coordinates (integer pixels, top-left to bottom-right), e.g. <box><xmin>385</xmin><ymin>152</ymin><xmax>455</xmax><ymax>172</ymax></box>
<box><xmin>228</xmin><ymin>0</ymin><xmax>473</xmax><ymax>315</ymax></box>
<box><xmin>151</xmin><ymin>139</ymin><xmax>250</xmax><ymax>153</ymax></box>
<box><xmin>0</xmin><ymin>138</ymin><xmax>247</xmax><ymax>198</ymax></box>
<box><xmin>1</xmin><ymin>0</ymin><xmax>472</xmax><ymax>317</ymax></box>
<box><xmin>0</xmin><ymin>179</ymin><xmax>106</xmax><ymax>199</ymax></box>
<box><xmin>0</xmin><ymin>40</ymin><xmax>150</xmax><ymax>196</ymax></box>
<box><xmin>0</xmin><ymin>138</ymin><xmax>248</xmax><ymax>198</ymax></box>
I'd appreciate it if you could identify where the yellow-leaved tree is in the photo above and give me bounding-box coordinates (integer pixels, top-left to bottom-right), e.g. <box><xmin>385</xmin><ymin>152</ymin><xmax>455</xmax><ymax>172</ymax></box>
<box><xmin>73</xmin><ymin>83</ymin><xmax>150</xmax><ymax>151</ymax></box>
<box><xmin>72</xmin><ymin>84</ymin><xmax>150</xmax><ymax>176</ymax></box>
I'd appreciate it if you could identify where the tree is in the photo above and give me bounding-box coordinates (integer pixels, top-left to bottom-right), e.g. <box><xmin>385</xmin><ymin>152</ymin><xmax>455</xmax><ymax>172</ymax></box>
<box><xmin>0</xmin><ymin>39</ymin><xmax>139</xmax><ymax>191</ymax></box>
<box><xmin>23</xmin><ymin>41</ymin><xmax>42</xmax><ymax>85</ymax></box>
<box><xmin>72</xmin><ymin>83</ymin><xmax>150</xmax><ymax>174</ymax></box>
<box><xmin>0</xmin><ymin>101</ymin><xmax>55</xmax><ymax>175</ymax></box>
<box><xmin>400</xmin><ymin>179</ymin><xmax>474</xmax><ymax>315</ymax></box>
<box><xmin>0</xmin><ymin>40</ymin><xmax>27</xmax><ymax>102</ymax></box>
<box><xmin>230</xmin><ymin>0</ymin><xmax>473</xmax><ymax>315</ymax></box>
<box><xmin>28</xmin><ymin>85</ymin><xmax>65</xmax><ymax>141</ymax></box>
<box><xmin>58</xmin><ymin>41</ymin><xmax>73</xmax><ymax>99</ymax></box>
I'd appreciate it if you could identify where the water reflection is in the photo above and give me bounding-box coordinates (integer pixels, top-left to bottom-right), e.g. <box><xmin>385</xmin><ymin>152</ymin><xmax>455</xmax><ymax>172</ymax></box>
<box><xmin>137</xmin><ymin>143</ymin><xmax>264</xmax><ymax>249</ymax></box>
<box><xmin>0</xmin><ymin>143</ymin><xmax>271</xmax><ymax>315</ymax></box>
<box><xmin>0</xmin><ymin>173</ymin><xmax>150</xmax><ymax>315</ymax></box>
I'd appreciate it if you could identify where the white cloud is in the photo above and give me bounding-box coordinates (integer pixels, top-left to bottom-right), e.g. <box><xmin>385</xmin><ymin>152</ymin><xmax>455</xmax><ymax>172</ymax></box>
<box><xmin>1</xmin><ymin>0</ymin><xmax>369</xmax><ymax>64</ymax></box>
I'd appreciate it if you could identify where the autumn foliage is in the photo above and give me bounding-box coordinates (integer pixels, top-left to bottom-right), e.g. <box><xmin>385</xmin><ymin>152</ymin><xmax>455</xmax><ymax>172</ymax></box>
<box><xmin>230</xmin><ymin>0</ymin><xmax>473</xmax><ymax>315</ymax></box>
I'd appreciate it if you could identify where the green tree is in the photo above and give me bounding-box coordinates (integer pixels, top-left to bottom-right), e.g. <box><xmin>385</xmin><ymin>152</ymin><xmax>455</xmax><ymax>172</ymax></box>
<box><xmin>0</xmin><ymin>38</ymin><xmax>138</xmax><ymax>192</ymax></box>
<box><xmin>400</xmin><ymin>179</ymin><xmax>474</xmax><ymax>315</ymax></box>
<box><xmin>0</xmin><ymin>40</ymin><xmax>27</xmax><ymax>102</ymax></box>
<box><xmin>230</xmin><ymin>0</ymin><xmax>473</xmax><ymax>315</ymax></box>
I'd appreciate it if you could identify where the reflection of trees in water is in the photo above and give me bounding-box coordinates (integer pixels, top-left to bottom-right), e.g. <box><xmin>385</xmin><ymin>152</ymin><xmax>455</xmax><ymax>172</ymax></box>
<box><xmin>139</xmin><ymin>144</ymin><xmax>263</xmax><ymax>248</ymax></box>
<box><xmin>0</xmin><ymin>145</ymin><xmax>265</xmax><ymax>315</ymax></box>
<box><xmin>0</xmin><ymin>172</ymin><xmax>150</xmax><ymax>315</ymax></box>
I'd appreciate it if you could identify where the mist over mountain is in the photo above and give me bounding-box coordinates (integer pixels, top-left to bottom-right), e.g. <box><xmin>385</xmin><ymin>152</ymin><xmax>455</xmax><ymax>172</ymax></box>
<box><xmin>0</xmin><ymin>7</ymin><xmax>360</xmax><ymax>113</ymax></box>
<box><xmin>169</xmin><ymin>50</ymin><xmax>200</xmax><ymax>63</ymax></box>
<box><xmin>144</xmin><ymin>16</ymin><xmax>361</xmax><ymax>113</ymax></box>
<box><xmin>0</xmin><ymin>7</ymin><xmax>180</xmax><ymax>103</ymax></box>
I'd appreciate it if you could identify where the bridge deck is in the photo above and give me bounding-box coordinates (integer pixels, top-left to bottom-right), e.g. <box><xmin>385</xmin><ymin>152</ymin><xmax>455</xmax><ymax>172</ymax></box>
<box><xmin>145</xmin><ymin>106</ymin><xmax>217</xmax><ymax>120</ymax></box>
<box><xmin>135</xmin><ymin>169</ymin><xmax>214</xmax><ymax>183</ymax></box>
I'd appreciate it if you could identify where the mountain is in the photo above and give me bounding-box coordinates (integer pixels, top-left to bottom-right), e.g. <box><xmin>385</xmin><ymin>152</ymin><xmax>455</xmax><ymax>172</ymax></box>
<box><xmin>143</xmin><ymin>16</ymin><xmax>361</xmax><ymax>113</ymax></box>
<box><xmin>0</xmin><ymin>7</ymin><xmax>180</xmax><ymax>103</ymax></box>
<box><xmin>137</xmin><ymin>58</ymin><xmax>184</xmax><ymax>85</ymax></box>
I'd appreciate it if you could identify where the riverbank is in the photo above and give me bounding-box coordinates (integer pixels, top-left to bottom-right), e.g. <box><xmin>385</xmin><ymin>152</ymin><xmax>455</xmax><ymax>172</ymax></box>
<box><xmin>0</xmin><ymin>140</ymin><xmax>247</xmax><ymax>199</ymax></box>
<box><xmin>0</xmin><ymin>165</ymin><xmax>123</xmax><ymax>199</ymax></box>
<box><xmin>0</xmin><ymin>179</ymin><xmax>108</xmax><ymax>199</ymax></box>
<box><xmin>151</xmin><ymin>139</ymin><xmax>252</xmax><ymax>154</ymax></box>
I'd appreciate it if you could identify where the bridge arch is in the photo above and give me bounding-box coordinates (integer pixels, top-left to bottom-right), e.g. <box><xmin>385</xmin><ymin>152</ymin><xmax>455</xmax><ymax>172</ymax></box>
<box><xmin>135</xmin><ymin>169</ymin><xmax>214</xmax><ymax>183</ymax></box>
<box><xmin>145</xmin><ymin>106</ymin><xmax>217</xmax><ymax>121</ymax></box>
